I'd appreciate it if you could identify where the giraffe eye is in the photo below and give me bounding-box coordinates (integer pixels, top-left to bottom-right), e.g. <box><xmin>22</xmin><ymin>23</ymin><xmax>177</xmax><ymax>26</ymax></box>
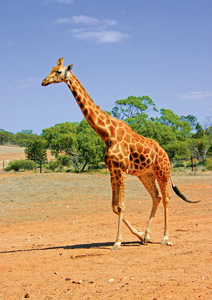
<box><xmin>56</xmin><ymin>71</ymin><xmax>62</xmax><ymax>74</ymax></box>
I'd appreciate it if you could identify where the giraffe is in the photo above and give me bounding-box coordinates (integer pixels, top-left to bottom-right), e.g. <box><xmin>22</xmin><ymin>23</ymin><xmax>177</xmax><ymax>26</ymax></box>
<box><xmin>42</xmin><ymin>58</ymin><xmax>200</xmax><ymax>250</ymax></box>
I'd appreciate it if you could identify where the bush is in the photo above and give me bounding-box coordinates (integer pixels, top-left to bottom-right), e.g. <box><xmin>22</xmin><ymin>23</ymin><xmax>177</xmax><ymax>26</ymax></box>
<box><xmin>46</xmin><ymin>160</ymin><xmax>59</xmax><ymax>171</ymax></box>
<box><xmin>45</xmin><ymin>155</ymin><xmax>70</xmax><ymax>172</ymax></box>
<box><xmin>205</xmin><ymin>158</ymin><xmax>212</xmax><ymax>170</ymax></box>
<box><xmin>173</xmin><ymin>161</ymin><xmax>184</xmax><ymax>168</ymax></box>
<box><xmin>65</xmin><ymin>168</ymin><xmax>79</xmax><ymax>173</ymax></box>
<box><xmin>4</xmin><ymin>165</ymin><xmax>12</xmax><ymax>172</ymax></box>
<box><xmin>22</xmin><ymin>160</ymin><xmax>37</xmax><ymax>170</ymax></box>
<box><xmin>57</xmin><ymin>154</ymin><xmax>70</xmax><ymax>167</ymax></box>
<box><xmin>5</xmin><ymin>159</ymin><xmax>36</xmax><ymax>172</ymax></box>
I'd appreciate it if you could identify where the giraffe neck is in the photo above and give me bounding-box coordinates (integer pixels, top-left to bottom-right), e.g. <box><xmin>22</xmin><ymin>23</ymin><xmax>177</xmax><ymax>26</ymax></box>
<box><xmin>65</xmin><ymin>71</ymin><xmax>111</xmax><ymax>142</ymax></box>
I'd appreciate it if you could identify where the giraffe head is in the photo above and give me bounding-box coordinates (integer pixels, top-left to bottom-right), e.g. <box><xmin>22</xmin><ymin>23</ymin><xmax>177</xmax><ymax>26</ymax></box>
<box><xmin>42</xmin><ymin>57</ymin><xmax>73</xmax><ymax>86</ymax></box>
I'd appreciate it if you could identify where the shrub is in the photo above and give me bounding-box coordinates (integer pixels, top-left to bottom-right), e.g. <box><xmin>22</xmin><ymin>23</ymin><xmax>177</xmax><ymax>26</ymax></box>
<box><xmin>5</xmin><ymin>159</ymin><xmax>36</xmax><ymax>171</ymax></box>
<box><xmin>173</xmin><ymin>161</ymin><xmax>184</xmax><ymax>168</ymax></box>
<box><xmin>205</xmin><ymin>158</ymin><xmax>212</xmax><ymax>170</ymax></box>
<box><xmin>22</xmin><ymin>160</ymin><xmax>37</xmax><ymax>170</ymax></box>
<box><xmin>66</xmin><ymin>168</ymin><xmax>79</xmax><ymax>173</ymax></box>
<box><xmin>57</xmin><ymin>154</ymin><xmax>70</xmax><ymax>167</ymax></box>
<box><xmin>4</xmin><ymin>165</ymin><xmax>12</xmax><ymax>171</ymax></box>
<box><xmin>46</xmin><ymin>160</ymin><xmax>59</xmax><ymax>171</ymax></box>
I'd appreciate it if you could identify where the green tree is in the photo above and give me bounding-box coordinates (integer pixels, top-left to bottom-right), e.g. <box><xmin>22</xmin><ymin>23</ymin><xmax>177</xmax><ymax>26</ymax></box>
<box><xmin>189</xmin><ymin>126</ymin><xmax>212</xmax><ymax>162</ymax></box>
<box><xmin>25</xmin><ymin>139</ymin><xmax>47</xmax><ymax>173</ymax></box>
<box><xmin>157</xmin><ymin>109</ymin><xmax>193</xmax><ymax>140</ymax></box>
<box><xmin>42</xmin><ymin>122</ymin><xmax>78</xmax><ymax>169</ymax></box>
<box><xmin>42</xmin><ymin>120</ymin><xmax>105</xmax><ymax>172</ymax></box>
<box><xmin>76</xmin><ymin>119</ymin><xmax>105</xmax><ymax>171</ymax></box>
<box><xmin>111</xmin><ymin>95</ymin><xmax>158</xmax><ymax>120</ymax></box>
<box><xmin>14</xmin><ymin>132</ymin><xmax>38</xmax><ymax>147</ymax></box>
<box><xmin>0</xmin><ymin>130</ymin><xmax>15</xmax><ymax>145</ymax></box>
<box><xmin>42</xmin><ymin>122</ymin><xmax>78</xmax><ymax>157</ymax></box>
<box><xmin>21</xmin><ymin>130</ymin><xmax>33</xmax><ymax>135</ymax></box>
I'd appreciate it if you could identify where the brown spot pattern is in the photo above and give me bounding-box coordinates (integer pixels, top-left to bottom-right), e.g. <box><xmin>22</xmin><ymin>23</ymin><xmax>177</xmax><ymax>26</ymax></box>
<box><xmin>43</xmin><ymin>59</ymin><xmax>172</xmax><ymax>246</ymax></box>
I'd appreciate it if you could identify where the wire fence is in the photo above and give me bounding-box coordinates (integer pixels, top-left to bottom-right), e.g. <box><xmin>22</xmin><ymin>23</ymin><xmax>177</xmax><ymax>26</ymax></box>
<box><xmin>0</xmin><ymin>155</ymin><xmax>205</xmax><ymax>172</ymax></box>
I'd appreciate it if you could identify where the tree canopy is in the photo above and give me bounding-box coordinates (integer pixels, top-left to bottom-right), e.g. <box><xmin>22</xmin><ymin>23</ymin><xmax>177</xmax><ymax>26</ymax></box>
<box><xmin>1</xmin><ymin>95</ymin><xmax>212</xmax><ymax>171</ymax></box>
<box><xmin>42</xmin><ymin>120</ymin><xmax>105</xmax><ymax>171</ymax></box>
<box><xmin>111</xmin><ymin>95</ymin><xmax>158</xmax><ymax>120</ymax></box>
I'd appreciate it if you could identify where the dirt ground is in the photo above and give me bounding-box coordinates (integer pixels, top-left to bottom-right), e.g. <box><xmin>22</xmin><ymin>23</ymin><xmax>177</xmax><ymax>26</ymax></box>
<box><xmin>0</xmin><ymin>147</ymin><xmax>211</xmax><ymax>299</ymax></box>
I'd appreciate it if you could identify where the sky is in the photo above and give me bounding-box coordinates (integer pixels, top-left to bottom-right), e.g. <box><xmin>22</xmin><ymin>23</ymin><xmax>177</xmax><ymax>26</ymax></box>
<box><xmin>0</xmin><ymin>0</ymin><xmax>212</xmax><ymax>134</ymax></box>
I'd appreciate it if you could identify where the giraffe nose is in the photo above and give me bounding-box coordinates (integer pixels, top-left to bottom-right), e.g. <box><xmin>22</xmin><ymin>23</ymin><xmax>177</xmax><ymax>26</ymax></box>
<box><xmin>41</xmin><ymin>79</ymin><xmax>48</xmax><ymax>86</ymax></box>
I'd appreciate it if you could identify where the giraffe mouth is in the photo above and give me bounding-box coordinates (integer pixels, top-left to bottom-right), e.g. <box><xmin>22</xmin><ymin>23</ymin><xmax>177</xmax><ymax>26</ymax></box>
<box><xmin>41</xmin><ymin>80</ymin><xmax>49</xmax><ymax>86</ymax></box>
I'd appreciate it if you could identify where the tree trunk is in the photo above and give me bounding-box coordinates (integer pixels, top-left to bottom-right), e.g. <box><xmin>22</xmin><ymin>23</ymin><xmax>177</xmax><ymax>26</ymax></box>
<box><xmin>40</xmin><ymin>159</ymin><xmax>43</xmax><ymax>173</ymax></box>
<box><xmin>191</xmin><ymin>155</ymin><xmax>194</xmax><ymax>171</ymax></box>
<box><xmin>81</xmin><ymin>162</ymin><xmax>88</xmax><ymax>172</ymax></box>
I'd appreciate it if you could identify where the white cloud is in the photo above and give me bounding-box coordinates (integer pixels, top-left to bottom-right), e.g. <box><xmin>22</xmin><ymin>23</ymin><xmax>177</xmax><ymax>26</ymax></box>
<box><xmin>71</xmin><ymin>15</ymin><xmax>99</xmax><ymax>25</ymax></box>
<box><xmin>73</xmin><ymin>30</ymin><xmax>129</xmax><ymax>44</ymax></box>
<box><xmin>179</xmin><ymin>91</ymin><xmax>212</xmax><ymax>100</ymax></box>
<box><xmin>104</xmin><ymin>19</ymin><xmax>117</xmax><ymax>26</ymax></box>
<box><xmin>54</xmin><ymin>15</ymin><xmax>117</xmax><ymax>27</ymax></box>
<box><xmin>54</xmin><ymin>14</ymin><xmax>128</xmax><ymax>44</ymax></box>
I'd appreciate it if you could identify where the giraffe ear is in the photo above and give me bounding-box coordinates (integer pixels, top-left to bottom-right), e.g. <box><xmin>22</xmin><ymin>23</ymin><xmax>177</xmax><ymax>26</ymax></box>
<box><xmin>67</xmin><ymin>64</ymin><xmax>73</xmax><ymax>71</ymax></box>
<box><xmin>57</xmin><ymin>57</ymin><xmax>63</xmax><ymax>66</ymax></box>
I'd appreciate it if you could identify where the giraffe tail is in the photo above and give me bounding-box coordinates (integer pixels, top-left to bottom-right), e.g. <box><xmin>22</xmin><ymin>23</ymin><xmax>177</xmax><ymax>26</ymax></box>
<box><xmin>170</xmin><ymin>176</ymin><xmax>201</xmax><ymax>203</ymax></box>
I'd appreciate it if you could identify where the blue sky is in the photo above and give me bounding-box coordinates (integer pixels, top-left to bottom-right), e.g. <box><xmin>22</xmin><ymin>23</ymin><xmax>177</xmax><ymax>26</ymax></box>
<box><xmin>0</xmin><ymin>0</ymin><xmax>211</xmax><ymax>134</ymax></box>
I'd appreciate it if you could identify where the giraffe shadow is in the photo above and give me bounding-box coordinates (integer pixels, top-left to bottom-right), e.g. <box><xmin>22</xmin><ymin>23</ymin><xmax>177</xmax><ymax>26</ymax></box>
<box><xmin>0</xmin><ymin>240</ymin><xmax>153</xmax><ymax>255</ymax></box>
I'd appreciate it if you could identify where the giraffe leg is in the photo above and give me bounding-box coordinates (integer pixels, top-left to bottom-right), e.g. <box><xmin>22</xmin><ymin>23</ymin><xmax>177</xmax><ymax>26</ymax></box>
<box><xmin>122</xmin><ymin>216</ymin><xmax>144</xmax><ymax>242</ymax></box>
<box><xmin>110</xmin><ymin>170</ymin><xmax>126</xmax><ymax>250</ymax></box>
<box><xmin>111</xmin><ymin>171</ymin><xmax>144</xmax><ymax>250</ymax></box>
<box><xmin>138</xmin><ymin>173</ymin><xmax>162</xmax><ymax>243</ymax></box>
<box><xmin>113</xmin><ymin>207</ymin><xmax>123</xmax><ymax>250</ymax></box>
<box><xmin>157</xmin><ymin>180</ymin><xmax>170</xmax><ymax>245</ymax></box>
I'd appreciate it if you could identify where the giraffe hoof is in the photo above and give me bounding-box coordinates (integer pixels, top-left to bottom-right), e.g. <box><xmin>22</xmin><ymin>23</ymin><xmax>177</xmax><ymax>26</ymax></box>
<box><xmin>137</xmin><ymin>232</ymin><xmax>144</xmax><ymax>243</ymax></box>
<box><xmin>143</xmin><ymin>235</ymin><xmax>151</xmax><ymax>244</ymax></box>
<box><xmin>161</xmin><ymin>238</ymin><xmax>168</xmax><ymax>245</ymax></box>
<box><xmin>112</xmin><ymin>242</ymin><xmax>121</xmax><ymax>251</ymax></box>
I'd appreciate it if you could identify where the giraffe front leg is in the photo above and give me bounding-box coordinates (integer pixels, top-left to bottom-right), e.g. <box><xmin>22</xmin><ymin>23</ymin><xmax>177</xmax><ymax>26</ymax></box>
<box><xmin>113</xmin><ymin>207</ymin><xmax>123</xmax><ymax>250</ymax></box>
<box><xmin>111</xmin><ymin>171</ymin><xmax>126</xmax><ymax>250</ymax></box>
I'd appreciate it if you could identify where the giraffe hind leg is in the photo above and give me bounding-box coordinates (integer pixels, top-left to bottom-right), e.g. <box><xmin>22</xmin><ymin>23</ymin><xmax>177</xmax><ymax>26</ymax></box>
<box><xmin>157</xmin><ymin>179</ymin><xmax>170</xmax><ymax>245</ymax></box>
<box><xmin>138</xmin><ymin>174</ymin><xmax>162</xmax><ymax>243</ymax></box>
<box><xmin>123</xmin><ymin>216</ymin><xmax>144</xmax><ymax>242</ymax></box>
<box><xmin>113</xmin><ymin>209</ymin><xmax>144</xmax><ymax>249</ymax></box>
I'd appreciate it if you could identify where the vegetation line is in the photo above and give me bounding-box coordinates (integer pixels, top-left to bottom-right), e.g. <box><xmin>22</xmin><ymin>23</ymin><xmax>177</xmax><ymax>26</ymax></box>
<box><xmin>1</xmin><ymin>96</ymin><xmax>212</xmax><ymax>172</ymax></box>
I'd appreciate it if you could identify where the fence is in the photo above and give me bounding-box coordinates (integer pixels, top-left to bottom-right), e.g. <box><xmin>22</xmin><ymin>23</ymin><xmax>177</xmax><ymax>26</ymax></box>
<box><xmin>0</xmin><ymin>160</ymin><xmax>10</xmax><ymax>170</ymax></box>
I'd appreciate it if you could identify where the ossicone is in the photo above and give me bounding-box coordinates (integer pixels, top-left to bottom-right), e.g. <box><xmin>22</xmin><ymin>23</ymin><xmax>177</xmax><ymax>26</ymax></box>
<box><xmin>57</xmin><ymin>57</ymin><xmax>63</xmax><ymax>66</ymax></box>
